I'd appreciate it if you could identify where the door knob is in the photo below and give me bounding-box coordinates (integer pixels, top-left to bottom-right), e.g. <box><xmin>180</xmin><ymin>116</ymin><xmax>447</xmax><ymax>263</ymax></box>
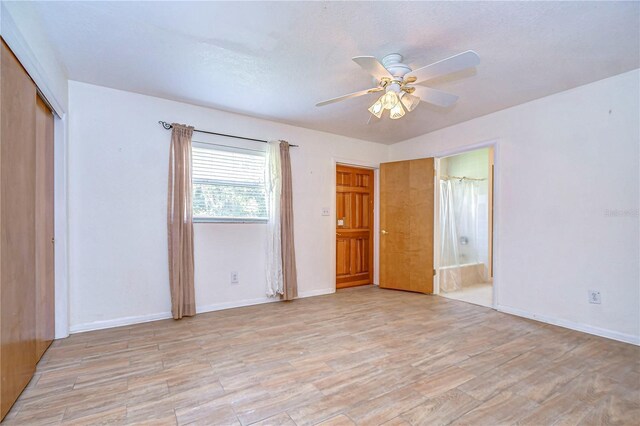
<box><xmin>381</xmin><ymin>230</ymin><xmax>388</xmax><ymax>235</ymax></box>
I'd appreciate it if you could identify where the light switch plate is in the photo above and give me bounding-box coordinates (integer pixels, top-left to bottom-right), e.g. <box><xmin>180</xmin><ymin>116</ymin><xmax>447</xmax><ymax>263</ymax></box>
<box><xmin>321</xmin><ymin>207</ymin><xmax>330</xmax><ymax>216</ymax></box>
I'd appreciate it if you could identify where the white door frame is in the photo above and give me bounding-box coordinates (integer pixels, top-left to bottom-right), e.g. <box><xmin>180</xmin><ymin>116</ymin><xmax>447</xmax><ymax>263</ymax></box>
<box><xmin>432</xmin><ymin>139</ymin><xmax>500</xmax><ymax>308</ymax></box>
<box><xmin>331</xmin><ymin>157</ymin><xmax>380</xmax><ymax>292</ymax></box>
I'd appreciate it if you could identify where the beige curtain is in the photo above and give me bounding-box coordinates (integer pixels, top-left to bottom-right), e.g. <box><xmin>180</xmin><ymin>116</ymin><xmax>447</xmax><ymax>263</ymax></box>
<box><xmin>167</xmin><ymin>123</ymin><xmax>196</xmax><ymax>319</ymax></box>
<box><xmin>279</xmin><ymin>141</ymin><xmax>298</xmax><ymax>300</ymax></box>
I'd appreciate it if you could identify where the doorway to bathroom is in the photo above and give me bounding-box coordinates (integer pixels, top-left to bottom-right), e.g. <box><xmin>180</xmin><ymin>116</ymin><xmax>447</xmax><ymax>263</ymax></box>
<box><xmin>437</xmin><ymin>147</ymin><xmax>494</xmax><ymax>308</ymax></box>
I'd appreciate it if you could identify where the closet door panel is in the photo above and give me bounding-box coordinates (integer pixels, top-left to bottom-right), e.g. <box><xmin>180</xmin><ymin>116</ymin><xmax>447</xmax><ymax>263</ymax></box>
<box><xmin>1</xmin><ymin>40</ymin><xmax>37</xmax><ymax>420</ymax></box>
<box><xmin>35</xmin><ymin>96</ymin><xmax>55</xmax><ymax>361</ymax></box>
<box><xmin>379</xmin><ymin>158</ymin><xmax>434</xmax><ymax>294</ymax></box>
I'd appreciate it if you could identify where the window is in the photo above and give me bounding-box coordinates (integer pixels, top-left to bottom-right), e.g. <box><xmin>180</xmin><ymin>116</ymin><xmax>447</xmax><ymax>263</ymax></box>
<box><xmin>192</xmin><ymin>142</ymin><xmax>268</xmax><ymax>222</ymax></box>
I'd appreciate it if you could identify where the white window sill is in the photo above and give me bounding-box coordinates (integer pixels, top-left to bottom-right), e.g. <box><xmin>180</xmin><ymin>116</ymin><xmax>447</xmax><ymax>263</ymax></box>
<box><xmin>193</xmin><ymin>218</ymin><xmax>268</xmax><ymax>224</ymax></box>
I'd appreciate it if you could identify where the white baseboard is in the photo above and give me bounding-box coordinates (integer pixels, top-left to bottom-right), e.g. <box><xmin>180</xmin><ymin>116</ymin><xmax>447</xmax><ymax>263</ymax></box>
<box><xmin>298</xmin><ymin>288</ymin><xmax>336</xmax><ymax>298</ymax></box>
<box><xmin>496</xmin><ymin>304</ymin><xmax>639</xmax><ymax>346</ymax></box>
<box><xmin>196</xmin><ymin>296</ymin><xmax>279</xmax><ymax>315</ymax></box>
<box><xmin>69</xmin><ymin>311</ymin><xmax>173</xmax><ymax>334</ymax></box>
<box><xmin>70</xmin><ymin>287</ymin><xmax>336</xmax><ymax>334</ymax></box>
<box><xmin>196</xmin><ymin>288</ymin><xmax>335</xmax><ymax>315</ymax></box>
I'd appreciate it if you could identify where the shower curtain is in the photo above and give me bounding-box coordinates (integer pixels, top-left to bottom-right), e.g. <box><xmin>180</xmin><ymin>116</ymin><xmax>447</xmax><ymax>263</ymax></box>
<box><xmin>439</xmin><ymin>178</ymin><xmax>483</xmax><ymax>292</ymax></box>
<box><xmin>439</xmin><ymin>179</ymin><xmax>462</xmax><ymax>292</ymax></box>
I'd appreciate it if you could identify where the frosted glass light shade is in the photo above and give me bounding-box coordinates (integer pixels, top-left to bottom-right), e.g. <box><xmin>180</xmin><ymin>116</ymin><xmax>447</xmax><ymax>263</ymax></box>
<box><xmin>368</xmin><ymin>98</ymin><xmax>384</xmax><ymax>118</ymax></box>
<box><xmin>401</xmin><ymin>93</ymin><xmax>420</xmax><ymax>112</ymax></box>
<box><xmin>389</xmin><ymin>102</ymin><xmax>405</xmax><ymax>119</ymax></box>
<box><xmin>380</xmin><ymin>91</ymin><xmax>399</xmax><ymax>109</ymax></box>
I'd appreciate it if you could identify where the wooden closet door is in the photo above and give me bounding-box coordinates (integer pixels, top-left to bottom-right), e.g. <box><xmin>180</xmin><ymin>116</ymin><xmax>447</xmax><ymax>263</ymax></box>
<box><xmin>1</xmin><ymin>40</ymin><xmax>37</xmax><ymax>420</ymax></box>
<box><xmin>35</xmin><ymin>96</ymin><xmax>55</xmax><ymax>361</ymax></box>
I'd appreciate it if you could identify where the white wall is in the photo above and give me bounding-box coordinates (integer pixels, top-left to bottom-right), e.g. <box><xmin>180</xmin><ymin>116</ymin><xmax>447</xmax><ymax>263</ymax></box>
<box><xmin>67</xmin><ymin>72</ymin><xmax>639</xmax><ymax>345</ymax></box>
<box><xmin>391</xmin><ymin>70</ymin><xmax>640</xmax><ymax>344</ymax></box>
<box><xmin>67</xmin><ymin>81</ymin><xmax>388</xmax><ymax>332</ymax></box>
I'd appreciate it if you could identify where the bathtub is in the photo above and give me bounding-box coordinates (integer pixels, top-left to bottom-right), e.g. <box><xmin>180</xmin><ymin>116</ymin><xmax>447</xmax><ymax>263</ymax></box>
<box><xmin>439</xmin><ymin>262</ymin><xmax>488</xmax><ymax>292</ymax></box>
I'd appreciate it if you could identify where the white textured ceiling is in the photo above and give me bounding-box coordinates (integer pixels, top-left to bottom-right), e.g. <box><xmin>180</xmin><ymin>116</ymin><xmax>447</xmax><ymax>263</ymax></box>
<box><xmin>27</xmin><ymin>1</ymin><xmax>640</xmax><ymax>144</ymax></box>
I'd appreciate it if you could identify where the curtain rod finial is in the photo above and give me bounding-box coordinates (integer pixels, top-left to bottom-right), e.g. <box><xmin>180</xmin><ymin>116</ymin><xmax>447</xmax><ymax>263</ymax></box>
<box><xmin>159</xmin><ymin>121</ymin><xmax>173</xmax><ymax>130</ymax></box>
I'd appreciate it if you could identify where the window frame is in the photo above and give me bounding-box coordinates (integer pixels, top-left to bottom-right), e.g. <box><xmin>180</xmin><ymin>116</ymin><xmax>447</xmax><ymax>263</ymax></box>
<box><xmin>191</xmin><ymin>141</ymin><xmax>269</xmax><ymax>224</ymax></box>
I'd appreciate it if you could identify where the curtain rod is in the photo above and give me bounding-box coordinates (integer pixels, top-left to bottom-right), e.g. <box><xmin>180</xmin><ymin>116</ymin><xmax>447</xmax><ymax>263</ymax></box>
<box><xmin>441</xmin><ymin>175</ymin><xmax>487</xmax><ymax>181</ymax></box>
<box><xmin>158</xmin><ymin>121</ymin><xmax>298</xmax><ymax>147</ymax></box>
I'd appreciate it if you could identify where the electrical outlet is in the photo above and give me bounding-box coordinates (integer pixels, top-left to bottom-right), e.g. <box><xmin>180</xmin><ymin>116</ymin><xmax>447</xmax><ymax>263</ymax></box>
<box><xmin>321</xmin><ymin>207</ymin><xmax>330</xmax><ymax>216</ymax></box>
<box><xmin>230</xmin><ymin>271</ymin><xmax>239</xmax><ymax>284</ymax></box>
<box><xmin>588</xmin><ymin>290</ymin><xmax>601</xmax><ymax>304</ymax></box>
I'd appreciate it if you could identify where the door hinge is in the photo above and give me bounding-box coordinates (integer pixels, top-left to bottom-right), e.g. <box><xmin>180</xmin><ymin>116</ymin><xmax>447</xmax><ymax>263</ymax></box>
<box><xmin>433</xmin><ymin>268</ymin><xmax>436</xmax><ymax>276</ymax></box>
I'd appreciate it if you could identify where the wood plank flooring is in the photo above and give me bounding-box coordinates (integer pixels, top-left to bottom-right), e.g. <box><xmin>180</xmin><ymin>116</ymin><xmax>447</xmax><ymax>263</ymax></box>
<box><xmin>4</xmin><ymin>286</ymin><xmax>639</xmax><ymax>425</ymax></box>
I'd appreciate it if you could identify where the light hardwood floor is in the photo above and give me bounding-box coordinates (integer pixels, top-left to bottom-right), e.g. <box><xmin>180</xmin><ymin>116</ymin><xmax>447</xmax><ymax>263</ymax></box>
<box><xmin>4</xmin><ymin>286</ymin><xmax>639</xmax><ymax>425</ymax></box>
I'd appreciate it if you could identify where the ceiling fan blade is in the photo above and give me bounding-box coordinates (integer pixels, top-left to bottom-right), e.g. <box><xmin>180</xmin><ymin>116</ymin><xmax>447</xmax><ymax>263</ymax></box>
<box><xmin>316</xmin><ymin>87</ymin><xmax>381</xmax><ymax>107</ymax></box>
<box><xmin>406</xmin><ymin>50</ymin><xmax>480</xmax><ymax>84</ymax></box>
<box><xmin>412</xmin><ymin>86</ymin><xmax>459</xmax><ymax>108</ymax></box>
<box><xmin>352</xmin><ymin>56</ymin><xmax>393</xmax><ymax>81</ymax></box>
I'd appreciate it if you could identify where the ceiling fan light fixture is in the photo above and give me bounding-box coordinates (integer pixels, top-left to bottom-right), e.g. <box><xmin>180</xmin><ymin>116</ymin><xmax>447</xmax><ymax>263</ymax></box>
<box><xmin>368</xmin><ymin>98</ymin><xmax>384</xmax><ymax>118</ymax></box>
<box><xmin>389</xmin><ymin>102</ymin><xmax>405</xmax><ymax>120</ymax></box>
<box><xmin>380</xmin><ymin>91</ymin><xmax>399</xmax><ymax>110</ymax></box>
<box><xmin>401</xmin><ymin>93</ymin><xmax>420</xmax><ymax>112</ymax></box>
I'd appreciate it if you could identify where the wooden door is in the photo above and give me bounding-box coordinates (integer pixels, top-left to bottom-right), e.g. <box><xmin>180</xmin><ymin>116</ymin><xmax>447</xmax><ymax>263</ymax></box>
<box><xmin>336</xmin><ymin>165</ymin><xmax>374</xmax><ymax>288</ymax></box>
<box><xmin>35</xmin><ymin>95</ymin><xmax>55</xmax><ymax>361</ymax></box>
<box><xmin>379</xmin><ymin>158</ymin><xmax>434</xmax><ymax>293</ymax></box>
<box><xmin>1</xmin><ymin>39</ymin><xmax>37</xmax><ymax>420</ymax></box>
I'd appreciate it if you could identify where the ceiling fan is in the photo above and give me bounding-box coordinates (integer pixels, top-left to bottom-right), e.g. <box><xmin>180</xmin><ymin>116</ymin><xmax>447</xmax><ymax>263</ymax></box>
<box><xmin>316</xmin><ymin>51</ymin><xmax>480</xmax><ymax>120</ymax></box>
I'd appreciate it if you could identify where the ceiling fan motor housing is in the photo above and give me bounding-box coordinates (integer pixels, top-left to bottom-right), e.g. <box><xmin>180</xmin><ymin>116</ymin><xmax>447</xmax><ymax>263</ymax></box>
<box><xmin>381</xmin><ymin>53</ymin><xmax>412</xmax><ymax>78</ymax></box>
